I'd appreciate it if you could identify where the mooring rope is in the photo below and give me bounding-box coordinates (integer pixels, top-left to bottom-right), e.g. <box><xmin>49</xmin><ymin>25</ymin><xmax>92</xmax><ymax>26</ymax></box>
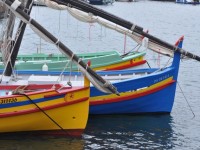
<box><xmin>18</xmin><ymin>92</ymin><xmax>68</xmax><ymax>134</ymax></box>
<box><xmin>177</xmin><ymin>81</ymin><xmax>195</xmax><ymax>119</ymax></box>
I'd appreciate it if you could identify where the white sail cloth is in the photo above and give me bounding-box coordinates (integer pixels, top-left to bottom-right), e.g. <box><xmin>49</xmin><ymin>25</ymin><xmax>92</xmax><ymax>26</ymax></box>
<box><xmin>38</xmin><ymin>0</ymin><xmax>174</xmax><ymax>57</ymax></box>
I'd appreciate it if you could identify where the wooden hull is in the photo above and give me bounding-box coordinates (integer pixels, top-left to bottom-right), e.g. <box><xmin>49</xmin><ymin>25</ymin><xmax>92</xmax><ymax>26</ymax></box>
<box><xmin>7</xmin><ymin>57</ymin><xmax>178</xmax><ymax>115</ymax></box>
<box><xmin>89</xmin><ymin>37</ymin><xmax>183</xmax><ymax>114</ymax></box>
<box><xmin>0</xmin><ymin>37</ymin><xmax>183</xmax><ymax>115</ymax></box>
<box><xmin>0</xmin><ymin>86</ymin><xmax>89</xmax><ymax>136</ymax></box>
<box><xmin>0</xmin><ymin>64</ymin><xmax>178</xmax><ymax>115</ymax></box>
<box><xmin>0</xmin><ymin>51</ymin><xmax>146</xmax><ymax>71</ymax></box>
<box><xmin>90</xmin><ymin>75</ymin><xmax>176</xmax><ymax>114</ymax></box>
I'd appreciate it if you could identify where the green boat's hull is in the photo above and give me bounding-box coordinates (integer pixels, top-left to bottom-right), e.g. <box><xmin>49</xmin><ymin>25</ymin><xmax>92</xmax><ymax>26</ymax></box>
<box><xmin>0</xmin><ymin>51</ymin><xmax>146</xmax><ymax>71</ymax></box>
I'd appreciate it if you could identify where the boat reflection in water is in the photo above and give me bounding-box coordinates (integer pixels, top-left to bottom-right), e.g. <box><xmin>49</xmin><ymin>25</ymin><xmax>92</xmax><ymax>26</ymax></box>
<box><xmin>0</xmin><ymin>133</ymin><xmax>84</xmax><ymax>150</ymax></box>
<box><xmin>84</xmin><ymin>115</ymin><xmax>175</xmax><ymax>149</ymax></box>
<box><xmin>0</xmin><ymin>115</ymin><xmax>175</xmax><ymax>149</ymax></box>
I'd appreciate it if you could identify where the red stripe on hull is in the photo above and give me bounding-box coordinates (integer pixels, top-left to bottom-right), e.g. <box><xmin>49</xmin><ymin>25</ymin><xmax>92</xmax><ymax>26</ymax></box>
<box><xmin>104</xmin><ymin>60</ymin><xmax>146</xmax><ymax>71</ymax></box>
<box><xmin>0</xmin><ymin>86</ymin><xmax>87</xmax><ymax>99</ymax></box>
<box><xmin>44</xmin><ymin>87</ymin><xmax>88</xmax><ymax>98</ymax></box>
<box><xmin>0</xmin><ymin>97</ymin><xmax>88</xmax><ymax>118</ymax></box>
<box><xmin>90</xmin><ymin>80</ymin><xmax>175</xmax><ymax>105</ymax></box>
<box><xmin>0</xmin><ymin>84</ymin><xmax>62</xmax><ymax>90</ymax></box>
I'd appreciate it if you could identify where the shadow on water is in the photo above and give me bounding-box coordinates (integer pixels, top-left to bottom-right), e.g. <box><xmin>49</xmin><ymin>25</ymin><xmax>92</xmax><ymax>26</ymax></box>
<box><xmin>0</xmin><ymin>134</ymin><xmax>84</xmax><ymax>150</ymax></box>
<box><xmin>0</xmin><ymin>115</ymin><xmax>176</xmax><ymax>150</ymax></box>
<box><xmin>84</xmin><ymin>115</ymin><xmax>175</xmax><ymax>149</ymax></box>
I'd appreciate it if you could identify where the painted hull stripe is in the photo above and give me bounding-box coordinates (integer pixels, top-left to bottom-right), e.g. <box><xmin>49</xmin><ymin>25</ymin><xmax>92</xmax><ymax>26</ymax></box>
<box><xmin>104</xmin><ymin>60</ymin><xmax>147</xmax><ymax>70</ymax></box>
<box><xmin>90</xmin><ymin>80</ymin><xmax>175</xmax><ymax>105</ymax></box>
<box><xmin>0</xmin><ymin>97</ymin><xmax>88</xmax><ymax>118</ymax></box>
<box><xmin>0</xmin><ymin>94</ymin><xmax>65</xmax><ymax>108</ymax></box>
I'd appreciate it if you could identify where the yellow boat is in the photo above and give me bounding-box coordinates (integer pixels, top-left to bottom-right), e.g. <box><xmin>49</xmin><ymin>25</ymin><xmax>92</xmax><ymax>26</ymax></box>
<box><xmin>0</xmin><ymin>78</ymin><xmax>90</xmax><ymax>137</ymax></box>
<box><xmin>0</xmin><ymin>0</ymin><xmax>118</xmax><ymax>137</ymax></box>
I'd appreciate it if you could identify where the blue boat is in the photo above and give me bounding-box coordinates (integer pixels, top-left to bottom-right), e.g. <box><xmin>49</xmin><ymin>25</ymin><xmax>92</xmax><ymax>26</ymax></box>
<box><xmin>89</xmin><ymin>36</ymin><xmax>183</xmax><ymax>114</ymax></box>
<box><xmin>176</xmin><ymin>0</ymin><xmax>200</xmax><ymax>4</ymax></box>
<box><xmin>89</xmin><ymin>0</ymin><xmax>114</xmax><ymax>5</ymax></box>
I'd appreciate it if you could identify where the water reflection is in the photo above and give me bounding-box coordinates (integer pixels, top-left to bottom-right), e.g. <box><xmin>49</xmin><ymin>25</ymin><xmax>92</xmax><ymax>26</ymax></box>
<box><xmin>0</xmin><ymin>1</ymin><xmax>200</xmax><ymax>149</ymax></box>
<box><xmin>84</xmin><ymin>115</ymin><xmax>175</xmax><ymax>149</ymax></box>
<box><xmin>0</xmin><ymin>135</ymin><xmax>84</xmax><ymax>150</ymax></box>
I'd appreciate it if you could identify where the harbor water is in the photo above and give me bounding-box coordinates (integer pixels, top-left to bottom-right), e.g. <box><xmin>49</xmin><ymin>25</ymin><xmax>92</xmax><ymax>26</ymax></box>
<box><xmin>1</xmin><ymin>1</ymin><xmax>200</xmax><ymax>149</ymax></box>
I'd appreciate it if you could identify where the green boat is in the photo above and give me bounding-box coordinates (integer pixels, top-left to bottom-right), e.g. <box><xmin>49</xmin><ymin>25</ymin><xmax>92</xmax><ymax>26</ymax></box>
<box><xmin>0</xmin><ymin>51</ymin><xmax>146</xmax><ymax>71</ymax></box>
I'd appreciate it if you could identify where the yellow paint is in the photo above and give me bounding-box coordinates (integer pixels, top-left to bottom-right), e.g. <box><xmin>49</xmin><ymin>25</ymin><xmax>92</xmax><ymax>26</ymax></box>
<box><xmin>84</xmin><ymin>76</ymin><xmax>90</xmax><ymax>87</ymax></box>
<box><xmin>93</xmin><ymin>56</ymin><xmax>144</xmax><ymax>71</ymax></box>
<box><xmin>0</xmin><ymin>87</ymin><xmax>90</xmax><ymax>133</ymax></box>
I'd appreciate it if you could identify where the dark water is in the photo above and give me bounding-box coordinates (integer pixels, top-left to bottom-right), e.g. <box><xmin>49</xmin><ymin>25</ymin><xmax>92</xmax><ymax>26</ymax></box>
<box><xmin>1</xmin><ymin>1</ymin><xmax>200</xmax><ymax>149</ymax></box>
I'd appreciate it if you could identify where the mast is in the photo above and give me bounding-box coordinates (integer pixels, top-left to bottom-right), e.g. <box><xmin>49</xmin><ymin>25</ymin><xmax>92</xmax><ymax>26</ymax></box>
<box><xmin>4</xmin><ymin>0</ymin><xmax>33</xmax><ymax>76</ymax></box>
<box><xmin>1</xmin><ymin>0</ymin><xmax>119</xmax><ymax>95</ymax></box>
<box><xmin>0</xmin><ymin>4</ymin><xmax>15</xmax><ymax>63</ymax></box>
<box><xmin>49</xmin><ymin>0</ymin><xmax>200</xmax><ymax>62</ymax></box>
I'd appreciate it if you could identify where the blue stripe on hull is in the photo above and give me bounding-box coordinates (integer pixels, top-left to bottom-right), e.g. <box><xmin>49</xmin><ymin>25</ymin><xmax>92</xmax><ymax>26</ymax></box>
<box><xmin>0</xmin><ymin>94</ymin><xmax>64</xmax><ymax>108</ymax></box>
<box><xmin>89</xmin><ymin>83</ymin><xmax>176</xmax><ymax>114</ymax></box>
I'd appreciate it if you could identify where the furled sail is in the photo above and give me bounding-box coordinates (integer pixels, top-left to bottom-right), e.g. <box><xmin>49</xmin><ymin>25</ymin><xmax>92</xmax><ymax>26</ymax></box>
<box><xmin>1</xmin><ymin>0</ymin><xmax>119</xmax><ymax>95</ymax></box>
<box><xmin>41</xmin><ymin>0</ymin><xmax>200</xmax><ymax>61</ymax></box>
<box><xmin>38</xmin><ymin>0</ymin><xmax>173</xmax><ymax>57</ymax></box>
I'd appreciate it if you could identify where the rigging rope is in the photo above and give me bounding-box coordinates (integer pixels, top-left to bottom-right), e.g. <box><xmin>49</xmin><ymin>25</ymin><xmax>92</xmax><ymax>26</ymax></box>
<box><xmin>38</xmin><ymin>0</ymin><xmax>176</xmax><ymax>58</ymax></box>
<box><xmin>56</xmin><ymin>58</ymin><xmax>74</xmax><ymax>91</ymax></box>
<box><xmin>2</xmin><ymin>0</ymin><xmax>119</xmax><ymax>95</ymax></box>
<box><xmin>1</xmin><ymin>16</ymin><xmax>24</xmax><ymax>78</ymax></box>
<box><xmin>177</xmin><ymin>81</ymin><xmax>195</xmax><ymax>119</ymax></box>
<box><xmin>123</xmin><ymin>33</ymin><xmax>127</xmax><ymax>54</ymax></box>
<box><xmin>17</xmin><ymin>92</ymin><xmax>69</xmax><ymax>134</ymax></box>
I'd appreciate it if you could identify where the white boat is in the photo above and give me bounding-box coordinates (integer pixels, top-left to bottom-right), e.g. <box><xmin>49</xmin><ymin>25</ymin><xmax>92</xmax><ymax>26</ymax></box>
<box><xmin>176</xmin><ymin>0</ymin><xmax>200</xmax><ymax>4</ymax></box>
<box><xmin>33</xmin><ymin>0</ymin><xmax>46</xmax><ymax>6</ymax></box>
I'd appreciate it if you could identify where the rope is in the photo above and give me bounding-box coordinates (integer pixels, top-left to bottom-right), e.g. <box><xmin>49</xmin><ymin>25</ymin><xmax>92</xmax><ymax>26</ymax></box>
<box><xmin>177</xmin><ymin>81</ymin><xmax>195</xmax><ymax>119</ymax></box>
<box><xmin>89</xmin><ymin>23</ymin><xmax>94</xmax><ymax>41</ymax></box>
<box><xmin>68</xmin><ymin>54</ymin><xmax>73</xmax><ymax>85</ymax></box>
<box><xmin>152</xmin><ymin>57</ymin><xmax>172</xmax><ymax>74</ymax></box>
<box><xmin>17</xmin><ymin>92</ymin><xmax>69</xmax><ymax>134</ymax></box>
<box><xmin>123</xmin><ymin>33</ymin><xmax>127</xmax><ymax>54</ymax></box>
<box><xmin>121</xmin><ymin>44</ymin><xmax>141</xmax><ymax>58</ymax></box>
<box><xmin>2</xmin><ymin>16</ymin><xmax>24</xmax><ymax>77</ymax></box>
<box><xmin>12</xmin><ymin>85</ymin><xmax>27</xmax><ymax>94</ymax></box>
<box><xmin>56</xmin><ymin>55</ymin><xmax>74</xmax><ymax>91</ymax></box>
<box><xmin>146</xmin><ymin>61</ymin><xmax>151</xmax><ymax>69</ymax></box>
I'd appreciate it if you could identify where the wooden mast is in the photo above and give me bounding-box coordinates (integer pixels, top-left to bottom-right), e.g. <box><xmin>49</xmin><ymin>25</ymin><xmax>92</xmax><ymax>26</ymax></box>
<box><xmin>1</xmin><ymin>0</ymin><xmax>119</xmax><ymax>95</ymax></box>
<box><xmin>4</xmin><ymin>0</ymin><xmax>33</xmax><ymax>76</ymax></box>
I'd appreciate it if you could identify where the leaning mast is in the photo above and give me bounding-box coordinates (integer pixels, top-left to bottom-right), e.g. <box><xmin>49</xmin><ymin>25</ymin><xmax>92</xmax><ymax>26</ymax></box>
<box><xmin>1</xmin><ymin>0</ymin><xmax>119</xmax><ymax>95</ymax></box>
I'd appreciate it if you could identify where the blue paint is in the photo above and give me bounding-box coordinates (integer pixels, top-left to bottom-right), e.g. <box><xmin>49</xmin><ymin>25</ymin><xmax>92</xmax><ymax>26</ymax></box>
<box><xmin>89</xmin><ymin>38</ymin><xmax>183</xmax><ymax>114</ymax></box>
